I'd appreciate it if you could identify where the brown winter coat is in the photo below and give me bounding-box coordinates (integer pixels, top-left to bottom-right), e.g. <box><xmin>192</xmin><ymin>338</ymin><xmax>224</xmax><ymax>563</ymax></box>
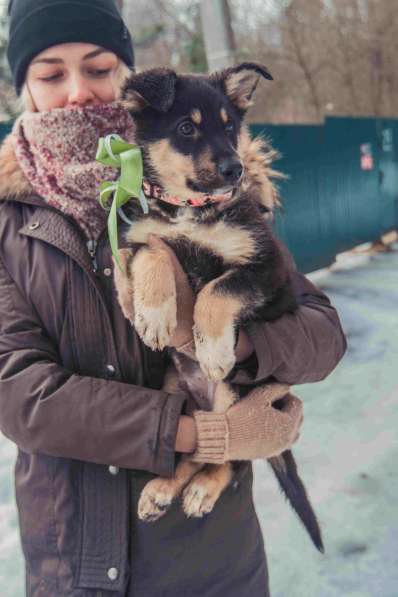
<box><xmin>0</xmin><ymin>136</ymin><xmax>346</xmax><ymax>596</ymax></box>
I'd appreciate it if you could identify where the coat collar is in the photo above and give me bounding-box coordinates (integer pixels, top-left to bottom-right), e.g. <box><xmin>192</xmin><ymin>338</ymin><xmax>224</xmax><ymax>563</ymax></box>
<box><xmin>0</xmin><ymin>132</ymin><xmax>100</xmax><ymax>275</ymax></box>
<box><xmin>18</xmin><ymin>206</ymin><xmax>97</xmax><ymax>275</ymax></box>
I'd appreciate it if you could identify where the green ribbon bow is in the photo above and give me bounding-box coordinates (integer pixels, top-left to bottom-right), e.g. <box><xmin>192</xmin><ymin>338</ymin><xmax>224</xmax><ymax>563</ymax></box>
<box><xmin>95</xmin><ymin>134</ymin><xmax>148</xmax><ymax>270</ymax></box>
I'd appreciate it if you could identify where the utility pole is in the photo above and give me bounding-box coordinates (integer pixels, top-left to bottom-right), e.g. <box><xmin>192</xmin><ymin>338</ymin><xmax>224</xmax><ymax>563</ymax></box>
<box><xmin>200</xmin><ymin>0</ymin><xmax>236</xmax><ymax>72</ymax></box>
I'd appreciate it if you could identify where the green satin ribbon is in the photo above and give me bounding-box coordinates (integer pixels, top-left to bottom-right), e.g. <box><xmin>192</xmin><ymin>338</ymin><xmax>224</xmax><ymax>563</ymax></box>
<box><xmin>95</xmin><ymin>134</ymin><xmax>148</xmax><ymax>270</ymax></box>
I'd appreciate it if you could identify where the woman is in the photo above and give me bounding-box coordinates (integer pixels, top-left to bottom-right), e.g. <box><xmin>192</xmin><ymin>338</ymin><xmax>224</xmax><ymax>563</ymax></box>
<box><xmin>0</xmin><ymin>1</ymin><xmax>346</xmax><ymax>596</ymax></box>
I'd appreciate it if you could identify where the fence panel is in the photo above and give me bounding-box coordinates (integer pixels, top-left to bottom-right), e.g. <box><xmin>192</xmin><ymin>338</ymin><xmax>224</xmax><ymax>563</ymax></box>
<box><xmin>378</xmin><ymin>119</ymin><xmax>398</xmax><ymax>235</ymax></box>
<box><xmin>251</xmin><ymin>117</ymin><xmax>398</xmax><ymax>273</ymax></box>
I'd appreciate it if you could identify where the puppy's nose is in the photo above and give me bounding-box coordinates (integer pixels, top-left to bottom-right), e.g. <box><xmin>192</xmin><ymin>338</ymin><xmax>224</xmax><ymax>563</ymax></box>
<box><xmin>218</xmin><ymin>158</ymin><xmax>243</xmax><ymax>184</ymax></box>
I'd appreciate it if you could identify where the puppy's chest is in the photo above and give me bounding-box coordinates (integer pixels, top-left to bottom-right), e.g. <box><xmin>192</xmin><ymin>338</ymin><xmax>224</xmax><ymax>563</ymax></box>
<box><xmin>126</xmin><ymin>210</ymin><xmax>256</xmax><ymax>264</ymax></box>
<box><xmin>125</xmin><ymin>208</ymin><xmax>258</xmax><ymax>291</ymax></box>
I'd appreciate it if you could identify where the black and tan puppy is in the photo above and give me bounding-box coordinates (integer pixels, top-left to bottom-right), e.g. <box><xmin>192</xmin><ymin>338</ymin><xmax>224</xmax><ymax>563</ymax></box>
<box><xmin>120</xmin><ymin>63</ymin><xmax>295</xmax><ymax>380</ymax></box>
<box><xmin>114</xmin><ymin>63</ymin><xmax>323</xmax><ymax>552</ymax></box>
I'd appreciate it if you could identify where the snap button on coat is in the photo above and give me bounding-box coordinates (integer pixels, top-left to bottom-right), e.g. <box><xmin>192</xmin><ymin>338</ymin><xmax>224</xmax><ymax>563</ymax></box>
<box><xmin>107</xmin><ymin>567</ymin><xmax>119</xmax><ymax>581</ymax></box>
<box><xmin>106</xmin><ymin>364</ymin><xmax>116</xmax><ymax>377</ymax></box>
<box><xmin>109</xmin><ymin>466</ymin><xmax>119</xmax><ymax>475</ymax></box>
<box><xmin>28</xmin><ymin>221</ymin><xmax>40</xmax><ymax>230</ymax></box>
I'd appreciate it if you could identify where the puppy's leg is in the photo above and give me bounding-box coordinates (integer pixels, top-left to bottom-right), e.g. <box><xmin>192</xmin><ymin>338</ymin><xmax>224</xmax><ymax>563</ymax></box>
<box><xmin>182</xmin><ymin>463</ymin><xmax>234</xmax><ymax>518</ymax></box>
<box><xmin>138</xmin><ymin>363</ymin><xmax>204</xmax><ymax>522</ymax></box>
<box><xmin>193</xmin><ymin>271</ymin><xmax>244</xmax><ymax>381</ymax></box>
<box><xmin>182</xmin><ymin>382</ymin><xmax>238</xmax><ymax>518</ymax></box>
<box><xmin>131</xmin><ymin>245</ymin><xmax>177</xmax><ymax>350</ymax></box>
<box><xmin>138</xmin><ymin>457</ymin><xmax>204</xmax><ymax>522</ymax></box>
<box><xmin>194</xmin><ymin>266</ymin><xmax>268</xmax><ymax>381</ymax></box>
<box><xmin>113</xmin><ymin>248</ymin><xmax>136</xmax><ymax>323</ymax></box>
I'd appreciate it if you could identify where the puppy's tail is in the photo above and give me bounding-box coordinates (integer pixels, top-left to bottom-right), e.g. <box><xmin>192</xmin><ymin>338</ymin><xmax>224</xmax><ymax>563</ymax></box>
<box><xmin>268</xmin><ymin>450</ymin><xmax>324</xmax><ymax>553</ymax></box>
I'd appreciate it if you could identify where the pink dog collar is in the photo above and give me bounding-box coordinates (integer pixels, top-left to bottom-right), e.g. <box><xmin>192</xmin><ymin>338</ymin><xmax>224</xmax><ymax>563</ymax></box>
<box><xmin>142</xmin><ymin>180</ymin><xmax>233</xmax><ymax>207</ymax></box>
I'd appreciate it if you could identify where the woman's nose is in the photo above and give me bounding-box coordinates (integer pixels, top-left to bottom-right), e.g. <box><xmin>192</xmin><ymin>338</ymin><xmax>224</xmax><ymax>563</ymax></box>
<box><xmin>67</xmin><ymin>74</ymin><xmax>95</xmax><ymax>106</ymax></box>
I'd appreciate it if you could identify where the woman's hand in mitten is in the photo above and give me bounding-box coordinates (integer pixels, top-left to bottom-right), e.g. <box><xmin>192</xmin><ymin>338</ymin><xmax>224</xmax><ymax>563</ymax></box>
<box><xmin>191</xmin><ymin>383</ymin><xmax>304</xmax><ymax>464</ymax></box>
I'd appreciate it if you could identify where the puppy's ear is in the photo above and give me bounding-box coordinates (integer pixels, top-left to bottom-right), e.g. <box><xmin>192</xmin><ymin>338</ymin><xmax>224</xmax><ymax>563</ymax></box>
<box><xmin>211</xmin><ymin>62</ymin><xmax>273</xmax><ymax>112</ymax></box>
<box><xmin>121</xmin><ymin>68</ymin><xmax>178</xmax><ymax>113</ymax></box>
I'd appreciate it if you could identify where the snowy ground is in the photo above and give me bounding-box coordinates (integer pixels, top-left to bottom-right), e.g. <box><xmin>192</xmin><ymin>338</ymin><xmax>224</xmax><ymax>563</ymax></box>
<box><xmin>254</xmin><ymin>243</ymin><xmax>398</xmax><ymax>597</ymax></box>
<box><xmin>0</xmin><ymin>244</ymin><xmax>397</xmax><ymax>596</ymax></box>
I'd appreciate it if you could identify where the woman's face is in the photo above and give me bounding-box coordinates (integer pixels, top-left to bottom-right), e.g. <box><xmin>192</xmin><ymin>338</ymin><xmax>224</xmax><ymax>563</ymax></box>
<box><xmin>25</xmin><ymin>42</ymin><xmax>121</xmax><ymax>111</ymax></box>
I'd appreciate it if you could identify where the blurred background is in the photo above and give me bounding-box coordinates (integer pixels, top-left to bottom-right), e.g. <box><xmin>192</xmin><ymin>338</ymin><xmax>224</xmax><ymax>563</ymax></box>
<box><xmin>0</xmin><ymin>1</ymin><xmax>397</xmax><ymax>596</ymax></box>
<box><xmin>1</xmin><ymin>0</ymin><xmax>398</xmax><ymax>123</ymax></box>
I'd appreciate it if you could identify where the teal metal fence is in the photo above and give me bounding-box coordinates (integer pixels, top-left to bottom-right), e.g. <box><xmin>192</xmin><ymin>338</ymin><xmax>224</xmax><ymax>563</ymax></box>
<box><xmin>1</xmin><ymin>118</ymin><xmax>397</xmax><ymax>274</ymax></box>
<box><xmin>0</xmin><ymin>121</ymin><xmax>13</xmax><ymax>142</ymax></box>
<box><xmin>251</xmin><ymin>117</ymin><xmax>398</xmax><ymax>273</ymax></box>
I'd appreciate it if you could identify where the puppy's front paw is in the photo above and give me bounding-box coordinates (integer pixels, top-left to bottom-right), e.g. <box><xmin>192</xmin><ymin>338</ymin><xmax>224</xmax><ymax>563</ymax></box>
<box><xmin>138</xmin><ymin>477</ymin><xmax>178</xmax><ymax>522</ymax></box>
<box><xmin>134</xmin><ymin>294</ymin><xmax>177</xmax><ymax>351</ymax></box>
<box><xmin>194</xmin><ymin>324</ymin><xmax>236</xmax><ymax>381</ymax></box>
<box><xmin>194</xmin><ymin>281</ymin><xmax>241</xmax><ymax>381</ymax></box>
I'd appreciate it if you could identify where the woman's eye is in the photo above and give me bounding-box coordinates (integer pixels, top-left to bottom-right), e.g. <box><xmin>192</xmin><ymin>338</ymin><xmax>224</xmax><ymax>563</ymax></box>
<box><xmin>178</xmin><ymin>121</ymin><xmax>196</xmax><ymax>136</ymax></box>
<box><xmin>88</xmin><ymin>68</ymin><xmax>112</xmax><ymax>78</ymax></box>
<box><xmin>225</xmin><ymin>121</ymin><xmax>234</xmax><ymax>134</ymax></box>
<box><xmin>40</xmin><ymin>73</ymin><xmax>63</xmax><ymax>82</ymax></box>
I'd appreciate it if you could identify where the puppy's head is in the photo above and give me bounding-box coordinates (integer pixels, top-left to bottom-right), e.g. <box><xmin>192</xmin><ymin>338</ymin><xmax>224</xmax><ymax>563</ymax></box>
<box><xmin>121</xmin><ymin>63</ymin><xmax>272</xmax><ymax>201</ymax></box>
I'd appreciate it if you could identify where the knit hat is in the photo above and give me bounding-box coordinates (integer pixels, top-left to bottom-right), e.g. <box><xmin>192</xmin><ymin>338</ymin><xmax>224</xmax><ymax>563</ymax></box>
<box><xmin>7</xmin><ymin>0</ymin><xmax>134</xmax><ymax>94</ymax></box>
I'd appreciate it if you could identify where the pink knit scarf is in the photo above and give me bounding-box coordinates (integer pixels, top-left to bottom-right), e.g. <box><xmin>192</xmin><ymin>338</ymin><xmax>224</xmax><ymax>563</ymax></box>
<box><xmin>12</xmin><ymin>103</ymin><xmax>136</xmax><ymax>240</ymax></box>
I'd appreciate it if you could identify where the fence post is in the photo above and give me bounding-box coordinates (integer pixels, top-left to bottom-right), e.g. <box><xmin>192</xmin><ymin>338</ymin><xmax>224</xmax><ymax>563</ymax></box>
<box><xmin>200</xmin><ymin>0</ymin><xmax>236</xmax><ymax>71</ymax></box>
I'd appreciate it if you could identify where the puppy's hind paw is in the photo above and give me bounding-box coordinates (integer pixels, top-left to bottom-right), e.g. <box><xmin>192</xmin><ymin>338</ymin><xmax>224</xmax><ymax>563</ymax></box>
<box><xmin>138</xmin><ymin>478</ymin><xmax>178</xmax><ymax>522</ymax></box>
<box><xmin>182</xmin><ymin>477</ymin><xmax>220</xmax><ymax>518</ymax></box>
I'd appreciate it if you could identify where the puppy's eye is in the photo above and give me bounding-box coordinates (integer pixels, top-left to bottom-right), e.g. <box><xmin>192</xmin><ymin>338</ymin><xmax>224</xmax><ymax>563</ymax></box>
<box><xmin>225</xmin><ymin>121</ymin><xmax>234</xmax><ymax>134</ymax></box>
<box><xmin>178</xmin><ymin>121</ymin><xmax>196</xmax><ymax>136</ymax></box>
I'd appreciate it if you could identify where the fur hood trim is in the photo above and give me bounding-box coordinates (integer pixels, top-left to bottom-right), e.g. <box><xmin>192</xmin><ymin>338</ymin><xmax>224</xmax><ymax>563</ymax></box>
<box><xmin>0</xmin><ymin>131</ymin><xmax>33</xmax><ymax>200</ymax></box>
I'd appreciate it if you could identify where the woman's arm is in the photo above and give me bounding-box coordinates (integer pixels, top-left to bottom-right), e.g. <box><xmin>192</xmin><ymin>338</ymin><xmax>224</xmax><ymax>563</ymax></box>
<box><xmin>185</xmin><ymin>270</ymin><xmax>346</xmax><ymax>461</ymax></box>
<box><xmin>0</xmin><ymin>255</ymin><xmax>187</xmax><ymax>477</ymax></box>
<box><xmin>235</xmin><ymin>270</ymin><xmax>347</xmax><ymax>385</ymax></box>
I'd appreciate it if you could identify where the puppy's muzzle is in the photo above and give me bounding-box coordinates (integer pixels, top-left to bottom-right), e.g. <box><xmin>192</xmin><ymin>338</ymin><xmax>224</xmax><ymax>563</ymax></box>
<box><xmin>218</xmin><ymin>158</ymin><xmax>243</xmax><ymax>186</ymax></box>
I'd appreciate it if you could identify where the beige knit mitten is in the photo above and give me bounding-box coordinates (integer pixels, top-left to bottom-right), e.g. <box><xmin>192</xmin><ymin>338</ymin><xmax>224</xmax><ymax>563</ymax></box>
<box><xmin>191</xmin><ymin>383</ymin><xmax>303</xmax><ymax>464</ymax></box>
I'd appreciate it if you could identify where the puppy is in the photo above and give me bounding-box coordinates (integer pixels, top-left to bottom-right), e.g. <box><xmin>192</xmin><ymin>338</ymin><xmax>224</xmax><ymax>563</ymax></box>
<box><xmin>114</xmin><ymin>63</ymin><xmax>323</xmax><ymax>552</ymax></box>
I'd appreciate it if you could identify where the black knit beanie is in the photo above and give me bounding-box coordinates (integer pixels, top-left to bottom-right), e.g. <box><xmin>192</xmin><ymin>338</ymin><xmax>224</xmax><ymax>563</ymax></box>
<box><xmin>7</xmin><ymin>0</ymin><xmax>134</xmax><ymax>94</ymax></box>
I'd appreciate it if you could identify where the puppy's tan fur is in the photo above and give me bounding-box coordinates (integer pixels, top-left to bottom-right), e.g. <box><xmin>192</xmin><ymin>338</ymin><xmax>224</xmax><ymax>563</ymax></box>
<box><xmin>127</xmin><ymin>215</ymin><xmax>256</xmax><ymax>266</ymax></box>
<box><xmin>147</xmin><ymin>140</ymin><xmax>198</xmax><ymax>198</ymax></box>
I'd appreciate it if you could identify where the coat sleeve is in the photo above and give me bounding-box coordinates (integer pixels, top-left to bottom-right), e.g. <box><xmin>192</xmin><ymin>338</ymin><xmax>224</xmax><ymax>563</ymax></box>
<box><xmin>0</xmin><ymin>255</ymin><xmax>186</xmax><ymax>477</ymax></box>
<box><xmin>236</xmin><ymin>270</ymin><xmax>347</xmax><ymax>386</ymax></box>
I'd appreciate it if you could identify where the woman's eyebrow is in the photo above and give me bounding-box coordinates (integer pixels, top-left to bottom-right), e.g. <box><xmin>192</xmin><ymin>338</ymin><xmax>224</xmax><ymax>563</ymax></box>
<box><xmin>31</xmin><ymin>48</ymin><xmax>109</xmax><ymax>65</ymax></box>
<box><xmin>82</xmin><ymin>48</ymin><xmax>110</xmax><ymax>60</ymax></box>
<box><xmin>31</xmin><ymin>57</ymin><xmax>63</xmax><ymax>65</ymax></box>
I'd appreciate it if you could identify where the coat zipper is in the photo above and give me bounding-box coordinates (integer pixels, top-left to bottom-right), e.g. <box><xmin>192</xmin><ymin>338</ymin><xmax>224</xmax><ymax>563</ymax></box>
<box><xmin>86</xmin><ymin>239</ymin><xmax>99</xmax><ymax>273</ymax></box>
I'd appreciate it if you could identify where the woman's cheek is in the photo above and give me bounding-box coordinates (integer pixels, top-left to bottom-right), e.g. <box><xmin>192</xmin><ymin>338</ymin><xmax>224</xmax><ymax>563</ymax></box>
<box><xmin>97</xmin><ymin>78</ymin><xmax>118</xmax><ymax>103</ymax></box>
<box><xmin>28</xmin><ymin>81</ymin><xmax>64</xmax><ymax>111</ymax></box>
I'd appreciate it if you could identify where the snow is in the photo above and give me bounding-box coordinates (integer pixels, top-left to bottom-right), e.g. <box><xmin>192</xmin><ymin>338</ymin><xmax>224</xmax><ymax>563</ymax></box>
<box><xmin>0</xmin><ymin>245</ymin><xmax>397</xmax><ymax>596</ymax></box>
<box><xmin>253</xmin><ymin>244</ymin><xmax>398</xmax><ymax>597</ymax></box>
